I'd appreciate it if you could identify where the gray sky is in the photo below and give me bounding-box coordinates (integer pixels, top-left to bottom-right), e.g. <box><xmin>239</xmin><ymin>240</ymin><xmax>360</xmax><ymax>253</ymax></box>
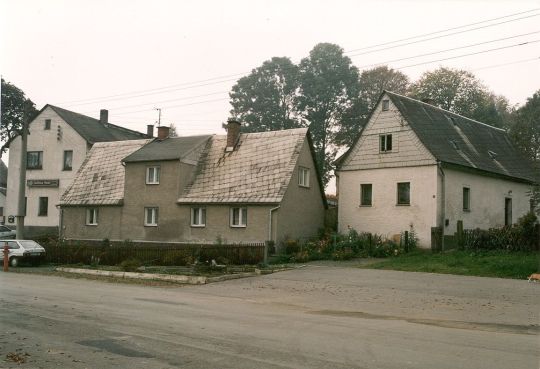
<box><xmin>1</xmin><ymin>0</ymin><xmax>539</xmax><ymax>191</ymax></box>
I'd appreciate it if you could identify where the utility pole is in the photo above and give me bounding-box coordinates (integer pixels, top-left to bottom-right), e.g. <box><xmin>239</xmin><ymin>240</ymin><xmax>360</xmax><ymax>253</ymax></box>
<box><xmin>154</xmin><ymin>107</ymin><xmax>161</xmax><ymax>126</ymax></box>
<box><xmin>16</xmin><ymin>101</ymin><xmax>31</xmax><ymax>239</ymax></box>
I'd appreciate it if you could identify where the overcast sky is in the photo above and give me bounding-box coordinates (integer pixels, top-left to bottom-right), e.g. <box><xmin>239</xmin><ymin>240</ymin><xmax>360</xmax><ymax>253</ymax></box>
<box><xmin>1</xmin><ymin>0</ymin><xmax>539</xmax><ymax>190</ymax></box>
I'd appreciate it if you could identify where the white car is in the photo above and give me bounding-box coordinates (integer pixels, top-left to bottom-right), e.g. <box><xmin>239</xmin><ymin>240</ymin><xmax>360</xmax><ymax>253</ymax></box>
<box><xmin>2</xmin><ymin>240</ymin><xmax>46</xmax><ymax>267</ymax></box>
<box><xmin>0</xmin><ymin>225</ymin><xmax>16</xmax><ymax>239</ymax></box>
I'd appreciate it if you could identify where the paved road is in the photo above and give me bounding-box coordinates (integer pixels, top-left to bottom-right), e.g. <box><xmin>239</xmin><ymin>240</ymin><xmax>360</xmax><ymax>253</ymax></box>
<box><xmin>1</xmin><ymin>266</ymin><xmax>538</xmax><ymax>369</ymax></box>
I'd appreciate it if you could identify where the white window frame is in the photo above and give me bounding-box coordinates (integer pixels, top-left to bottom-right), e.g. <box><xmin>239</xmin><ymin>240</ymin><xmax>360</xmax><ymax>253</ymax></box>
<box><xmin>144</xmin><ymin>207</ymin><xmax>159</xmax><ymax>226</ymax></box>
<box><xmin>191</xmin><ymin>207</ymin><xmax>206</xmax><ymax>227</ymax></box>
<box><xmin>146</xmin><ymin>166</ymin><xmax>160</xmax><ymax>184</ymax></box>
<box><xmin>298</xmin><ymin>166</ymin><xmax>310</xmax><ymax>188</ymax></box>
<box><xmin>86</xmin><ymin>208</ymin><xmax>98</xmax><ymax>226</ymax></box>
<box><xmin>230</xmin><ymin>207</ymin><xmax>247</xmax><ymax>228</ymax></box>
<box><xmin>380</xmin><ymin>134</ymin><xmax>393</xmax><ymax>152</ymax></box>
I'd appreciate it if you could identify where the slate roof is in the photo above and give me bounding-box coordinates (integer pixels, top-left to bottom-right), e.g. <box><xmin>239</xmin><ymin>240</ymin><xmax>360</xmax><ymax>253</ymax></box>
<box><xmin>123</xmin><ymin>135</ymin><xmax>212</xmax><ymax>163</ymax></box>
<box><xmin>177</xmin><ymin>128</ymin><xmax>309</xmax><ymax>204</ymax></box>
<box><xmin>385</xmin><ymin>92</ymin><xmax>538</xmax><ymax>183</ymax></box>
<box><xmin>41</xmin><ymin>105</ymin><xmax>148</xmax><ymax>143</ymax></box>
<box><xmin>60</xmin><ymin>139</ymin><xmax>150</xmax><ymax>206</ymax></box>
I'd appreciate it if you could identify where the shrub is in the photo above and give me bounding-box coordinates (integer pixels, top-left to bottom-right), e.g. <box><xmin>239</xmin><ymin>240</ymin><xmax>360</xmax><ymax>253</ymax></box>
<box><xmin>332</xmin><ymin>247</ymin><xmax>355</xmax><ymax>260</ymax></box>
<box><xmin>284</xmin><ymin>239</ymin><xmax>300</xmax><ymax>254</ymax></box>
<box><xmin>161</xmin><ymin>251</ymin><xmax>194</xmax><ymax>266</ymax></box>
<box><xmin>119</xmin><ymin>258</ymin><xmax>142</xmax><ymax>272</ymax></box>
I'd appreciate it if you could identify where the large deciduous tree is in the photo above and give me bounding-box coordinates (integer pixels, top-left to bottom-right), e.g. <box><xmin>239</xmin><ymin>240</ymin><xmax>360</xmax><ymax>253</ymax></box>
<box><xmin>1</xmin><ymin>78</ymin><xmax>38</xmax><ymax>157</ymax></box>
<box><xmin>296</xmin><ymin>43</ymin><xmax>360</xmax><ymax>185</ymax></box>
<box><xmin>229</xmin><ymin>57</ymin><xmax>302</xmax><ymax>133</ymax></box>
<box><xmin>508</xmin><ymin>90</ymin><xmax>540</xmax><ymax>163</ymax></box>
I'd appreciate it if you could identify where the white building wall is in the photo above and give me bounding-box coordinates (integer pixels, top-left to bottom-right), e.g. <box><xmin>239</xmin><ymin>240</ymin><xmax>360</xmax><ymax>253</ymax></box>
<box><xmin>6</xmin><ymin>107</ymin><xmax>89</xmax><ymax>230</ymax></box>
<box><xmin>443</xmin><ymin>168</ymin><xmax>533</xmax><ymax>234</ymax></box>
<box><xmin>338</xmin><ymin>165</ymin><xmax>439</xmax><ymax>248</ymax></box>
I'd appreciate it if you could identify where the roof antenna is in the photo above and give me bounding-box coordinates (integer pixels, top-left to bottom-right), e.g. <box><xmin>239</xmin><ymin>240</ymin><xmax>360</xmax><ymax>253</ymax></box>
<box><xmin>154</xmin><ymin>107</ymin><xmax>162</xmax><ymax>127</ymax></box>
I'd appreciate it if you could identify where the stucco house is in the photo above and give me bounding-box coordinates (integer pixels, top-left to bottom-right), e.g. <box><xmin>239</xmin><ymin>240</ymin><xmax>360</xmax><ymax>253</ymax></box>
<box><xmin>336</xmin><ymin>91</ymin><xmax>538</xmax><ymax>249</ymax></box>
<box><xmin>5</xmin><ymin>105</ymin><xmax>149</xmax><ymax>236</ymax></box>
<box><xmin>60</xmin><ymin>121</ymin><xmax>326</xmax><ymax>247</ymax></box>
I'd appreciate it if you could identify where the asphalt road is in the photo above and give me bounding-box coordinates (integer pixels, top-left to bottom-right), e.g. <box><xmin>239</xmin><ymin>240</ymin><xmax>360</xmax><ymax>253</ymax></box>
<box><xmin>1</xmin><ymin>266</ymin><xmax>538</xmax><ymax>369</ymax></box>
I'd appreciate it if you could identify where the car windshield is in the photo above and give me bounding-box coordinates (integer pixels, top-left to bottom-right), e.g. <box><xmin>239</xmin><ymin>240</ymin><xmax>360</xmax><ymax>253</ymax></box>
<box><xmin>19</xmin><ymin>241</ymin><xmax>43</xmax><ymax>249</ymax></box>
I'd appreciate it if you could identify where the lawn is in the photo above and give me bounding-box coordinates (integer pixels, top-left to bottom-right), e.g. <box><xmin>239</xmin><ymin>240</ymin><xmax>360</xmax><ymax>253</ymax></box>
<box><xmin>361</xmin><ymin>249</ymin><xmax>539</xmax><ymax>279</ymax></box>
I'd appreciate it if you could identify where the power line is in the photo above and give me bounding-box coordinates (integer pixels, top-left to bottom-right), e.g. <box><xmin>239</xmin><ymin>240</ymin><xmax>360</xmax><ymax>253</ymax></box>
<box><xmin>471</xmin><ymin>56</ymin><xmax>540</xmax><ymax>71</ymax></box>
<box><xmin>58</xmin><ymin>9</ymin><xmax>539</xmax><ymax>106</ymax></box>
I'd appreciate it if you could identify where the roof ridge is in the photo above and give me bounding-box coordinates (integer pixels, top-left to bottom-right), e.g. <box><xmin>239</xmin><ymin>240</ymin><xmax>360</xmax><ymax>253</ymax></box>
<box><xmin>385</xmin><ymin>91</ymin><xmax>507</xmax><ymax>132</ymax></box>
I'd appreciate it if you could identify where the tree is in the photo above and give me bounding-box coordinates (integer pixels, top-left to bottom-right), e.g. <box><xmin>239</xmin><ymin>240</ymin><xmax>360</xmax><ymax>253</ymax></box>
<box><xmin>1</xmin><ymin>78</ymin><xmax>38</xmax><ymax>157</ymax></box>
<box><xmin>508</xmin><ymin>90</ymin><xmax>540</xmax><ymax>162</ymax></box>
<box><xmin>229</xmin><ymin>57</ymin><xmax>302</xmax><ymax>133</ymax></box>
<box><xmin>410</xmin><ymin>67</ymin><xmax>511</xmax><ymax>128</ymax></box>
<box><xmin>296</xmin><ymin>43</ymin><xmax>360</xmax><ymax>185</ymax></box>
<box><xmin>169</xmin><ymin>123</ymin><xmax>178</xmax><ymax>137</ymax></box>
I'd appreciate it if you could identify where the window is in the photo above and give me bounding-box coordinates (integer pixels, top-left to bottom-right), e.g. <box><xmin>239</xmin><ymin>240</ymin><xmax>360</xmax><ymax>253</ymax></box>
<box><xmin>230</xmin><ymin>207</ymin><xmax>247</xmax><ymax>227</ymax></box>
<box><xmin>144</xmin><ymin>207</ymin><xmax>159</xmax><ymax>226</ymax></box>
<box><xmin>298</xmin><ymin>167</ymin><xmax>310</xmax><ymax>187</ymax></box>
<box><xmin>397</xmin><ymin>182</ymin><xmax>410</xmax><ymax>205</ymax></box>
<box><xmin>382</xmin><ymin>99</ymin><xmax>389</xmax><ymax>111</ymax></box>
<box><xmin>44</xmin><ymin>119</ymin><xmax>51</xmax><ymax>130</ymax></box>
<box><xmin>504</xmin><ymin>198</ymin><xmax>512</xmax><ymax>226</ymax></box>
<box><xmin>380</xmin><ymin>134</ymin><xmax>392</xmax><ymax>152</ymax></box>
<box><xmin>6</xmin><ymin>241</ymin><xmax>20</xmax><ymax>249</ymax></box>
<box><xmin>86</xmin><ymin>208</ymin><xmax>98</xmax><ymax>225</ymax></box>
<box><xmin>463</xmin><ymin>187</ymin><xmax>470</xmax><ymax>211</ymax></box>
<box><xmin>146</xmin><ymin>166</ymin><xmax>160</xmax><ymax>184</ymax></box>
<box><xmin>191</xmin><ymin>207</ymin><xmax>206</xmax><ymax>227</ymax></box>
<box><xmin>360</xmin><ymin>184</ymin><xmax>372</xmax><ymax>206</ymax></box>
<box><xmin>63</xmin><ymin>150</ymin><xmax>73</xmax><ymax>171</ymax></box>
<box><xmin>27</xmin><ymin>151</ymin><xmax>43</xmax><ymax>169</ymax></box>
<box><xmin>38</xmin><ymin>197</ymin><xmax>48</xmax><ymax>216</ymax></box>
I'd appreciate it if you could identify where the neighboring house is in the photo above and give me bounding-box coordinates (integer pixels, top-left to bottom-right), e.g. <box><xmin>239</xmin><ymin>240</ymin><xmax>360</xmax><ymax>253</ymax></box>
<box><xmin>5</xmin><ymin>105</ymin><xmax>150</xmax><ymax>236</ymax></box>
<box><xmin>60</xmin><ymin>121</ymin><xmax>327</xmax><ymax>247</ymax></box>
<box><xmin>336</xmin><ymin>91</ymin><xmax>538</xmax><ymax>248</ymax></box>
<box><xmin>0</xmin><ymin>160</ymin><xmax>7</xmax><ymax>224</ymax></box>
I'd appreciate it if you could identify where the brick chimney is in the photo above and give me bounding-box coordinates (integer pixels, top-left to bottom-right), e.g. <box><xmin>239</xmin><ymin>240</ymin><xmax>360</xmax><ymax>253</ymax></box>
<box><xmin>225</xmin><ymin>118</ymin><xmax>241</xmax><ymax>152</ymax></box>
<box><xmin>99</xmin><ymin>109</ymin><xmax>108</xmax><ymax>126</ymax></box>
<box><xmin>157</xmin><ymin>125</ymin><xmax>170</xmax><ymax>140</ymax></box>
<box><xmin>147</xmin><ymin>124</ymin><xmax>154</xmax><ymax>138</ymax></box>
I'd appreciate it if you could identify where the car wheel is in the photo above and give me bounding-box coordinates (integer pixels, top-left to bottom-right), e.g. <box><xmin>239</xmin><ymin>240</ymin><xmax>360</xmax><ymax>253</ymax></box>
<box><xmin>9</xmin><ymin>257</ymin><xmax>19</xmax><ymax>267</ymax></box>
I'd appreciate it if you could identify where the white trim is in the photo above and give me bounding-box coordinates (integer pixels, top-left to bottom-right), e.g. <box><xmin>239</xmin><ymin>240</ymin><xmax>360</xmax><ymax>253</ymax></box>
<box><xmin>144</xmin><ymin>207</ymin><xmax>159</xmax><ymax>226</ymax></box>
<box><xmin>298</xmin><ymin>166</ymin><xmax>310</xmax><ymax>188</ymax></box>
<box><xmin>190</xmin><ymin>207</ymin><xmax>206</xmax><ymax>227</ymax></box>
<box><xmin>230</xmin><ymin>207</ymin><xmax>247</xmax><ymax>228</ymax></box>
<box><xmin>146</xmin><ymin>166</ymin><xmax>160</xmax><ymax>185</ymax></box>
<box><xmin>86</xmin><ymin>208</ymin><xmax>98</xmax><ymax>226</ymax></box>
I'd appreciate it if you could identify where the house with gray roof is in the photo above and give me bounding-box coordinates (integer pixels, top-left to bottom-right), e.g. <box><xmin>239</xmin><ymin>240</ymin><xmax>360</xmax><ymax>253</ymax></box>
<box><xmin>5</xmin><ymin>105</ymin><xmax>150</xmax><ymax>236</ymax></box>
<box><xmin>60</xmin><ymin>122</ymin><xmax>326</xmax><ymax>247</ymax></box>
<box><xmin>336</xmin><ymin>91</ymin><xmax>538</xmax><ymax>249</ymax></box>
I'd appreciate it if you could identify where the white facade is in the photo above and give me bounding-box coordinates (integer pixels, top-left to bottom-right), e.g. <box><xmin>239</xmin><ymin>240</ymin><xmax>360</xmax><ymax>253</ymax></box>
<box><xmin>6</xmin><ymin>107</ymin><xmax>89</xmax><ymax>232</ymax></box>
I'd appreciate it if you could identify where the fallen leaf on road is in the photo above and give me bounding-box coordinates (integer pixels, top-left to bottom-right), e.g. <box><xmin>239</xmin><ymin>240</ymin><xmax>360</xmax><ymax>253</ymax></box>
<box><xmin>6</xmin><ymin>352</ymin><xmax>26</xmax><ymax>364</ymax></box>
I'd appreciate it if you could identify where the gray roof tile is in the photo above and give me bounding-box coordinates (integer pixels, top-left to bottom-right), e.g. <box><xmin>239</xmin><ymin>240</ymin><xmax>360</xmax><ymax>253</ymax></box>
<box><xmin>122</xmin><ymin>135</ymin><xmax>211</xmax><ymax>163</ymax></box>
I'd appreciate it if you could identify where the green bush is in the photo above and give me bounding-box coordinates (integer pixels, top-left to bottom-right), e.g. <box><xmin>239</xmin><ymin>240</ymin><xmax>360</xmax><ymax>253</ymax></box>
<box><xmin>119</xmin><ymin>258</ymin><xmax>142</xmax><ymax>272</ymax></box>
<box><xmin>284</xmin><ymin>239</ymin><xmax>300</xmax><ymax>254</ymax></box>
<box><xmin>161</xmin><ymin>251</ymin><xmax>194</xmax><ymax>266</ymax></box>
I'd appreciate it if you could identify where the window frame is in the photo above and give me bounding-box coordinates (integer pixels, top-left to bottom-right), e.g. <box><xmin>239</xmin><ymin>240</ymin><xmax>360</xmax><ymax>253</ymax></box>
<box><xmin>38</xmin><ymin>197</ymin><xmax>48</xmax><ymax>216</ymax></box>
<box><xmin>190</xmin><ymin>207</ymin><xmax>206</xmax><ymax>227</ymax></box>
<box><xmin>63</xmin><ymin>150</ymin><xmax>73</xmax><ymax>171</ymax></box>
<box><xmin>396</xmin><ymin>182</ymin><xmax>410</xmax><ymax>206</ymax></box>
<box><xmin>146</xmin><ymin>166</ymin><xmax>161</xmax><ymax>185</ymax></box>
<box><xmin>463</xmin><ymin>187</ymin><xmax>471</xmax><ymax>212</ymax></box>
<box><xmin>27</xmin><ymin>151</ymin><xmax>43</xmax><ymax>170</ymax></box>
<box><xmin>230</xmin><ymin>207</ymin><xmax>247</xmax><ymax>228</ymax></box>
<box><xmin>298</xmin><ymin>166</ymin><xmax>310</xmax><ymax>188</ymax></box>
<box><xmin>379</xmin><ymin>134</ymin><xmax>393</xmax><ymax>153</ymax></box>
<box><xmin>382</xmin><ymin>99</ymin><xmax>390</xmax><ymax>111</ymax></box>
<box><xmin>44</xmin><ymin>119</ymin><xmax>51</xmax><ymax>130</ymax></box>
<box><xmin>360</xmin><ymin>183</ymin><xmax>373</xmax><ymax>206</ymax></box>
<box><xmin>86</xmin><ymin>208</ymin><xmax>98</xmax><ymax>226</ymax></box>
<box><xmin>144</xmin><ymin>207</ymin><xmax>159</xmax><ymax>227</ymax></box>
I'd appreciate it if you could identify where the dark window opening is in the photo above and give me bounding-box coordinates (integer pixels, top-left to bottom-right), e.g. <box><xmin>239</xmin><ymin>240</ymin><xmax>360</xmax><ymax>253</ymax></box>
<box><xmin>38</xmin><ymin>197</ymin><xmax>48</xmax><ymax>217</ymax></box>
<box><xmin>504</xmin><ymin>198</ymin><xmax>512</xmax><ymax>226</ymax></box>
<box><xmin>463</xmin><ymin>187</ymin><xmax>470</xmax><ymax>211</ymax></box>
<box><xmin>397</xmin><ymin>182</ymin><xmax>410</xmax><ymax>205</ymax></box>
<box><xmin>382</xmin><ymin>100</ymin><xmax>390</xmax><ymax>111</ymax></box>
<box><xmin>44</xmin><ymin>119</ymin><xmax>51</xmax><ymax>130</ymax></box>
<box><xmin>63</xmin><ymin>150</ymin><xmax>73</xmax><ymax>171</ymax></box>
<box><xmin>380</xmin><ymin>134</ymin><xmax>393</xmax><ymax>152</ymax></box>
<box><xmin>360</xmin><ymin>184</ymin><xmax>372</xmax><ymax>206</ymax></box>
<box><xmin>27</xmin><ymin>151</ymin><xmax>43</xmax><ymax>170</ymax></box>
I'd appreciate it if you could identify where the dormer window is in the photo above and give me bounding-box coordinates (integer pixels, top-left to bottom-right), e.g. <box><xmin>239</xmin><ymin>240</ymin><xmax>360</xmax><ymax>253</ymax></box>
<box><xmin>380</xmin><ymin>134</ymin><xmax>392</xmax><ymax>152</ymax></box>
<box><xmin>382</xmin><ymin>100</ymin><xmax>390</xmax><ymax>111</ymax></box>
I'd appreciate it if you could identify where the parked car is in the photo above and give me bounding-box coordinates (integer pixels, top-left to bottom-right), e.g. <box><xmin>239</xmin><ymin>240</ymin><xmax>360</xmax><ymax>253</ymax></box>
<box><xmin>0</xmin><ymin>225</ymin><xmax>16</xmax><ymax>239</ymax></box>
<box><xmin>2</xmin><ymin>240</ymin><xmax>46</xmax><ymax>267</ymax></box>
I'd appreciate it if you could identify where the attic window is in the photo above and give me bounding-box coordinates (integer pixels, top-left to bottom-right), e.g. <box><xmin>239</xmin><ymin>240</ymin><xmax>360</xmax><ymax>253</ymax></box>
<box><xmin>382</xmin><ymin>100</ymin><xmax>390</xmax><ymax>111</ymax></box>
<box><xmin>450</xmin><ymin>140</ymin><xmax>459</xmax><ymax>150</ymax></box>
<box><xmin>44</xmin><ymin>119</ymin><xmax>51</xmax><ymax>130</ymax></box>
<box><xmin>488</xmin><ymin>150</ymin><xmax>498</xmax><ymax>159</ymax></box>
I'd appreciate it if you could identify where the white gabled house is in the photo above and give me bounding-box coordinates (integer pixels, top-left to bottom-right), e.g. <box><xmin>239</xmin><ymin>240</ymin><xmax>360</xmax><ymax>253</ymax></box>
<box><xmin>335</xmin><ymin>91</ymin><xmax>538</xmax><ymax>248</ymax></box>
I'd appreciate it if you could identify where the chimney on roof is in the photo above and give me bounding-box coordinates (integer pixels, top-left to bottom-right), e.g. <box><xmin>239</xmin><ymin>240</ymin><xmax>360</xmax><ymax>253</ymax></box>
<box><xmin>147</xmin><ymin>124</ymin><xmax>154</xmax><ymax>138</ymax></box>
<box><xmin>225</xmin><ymin>118</ymin><xmax>241</xmax><ymax>152</ymax></box>
<box><xmin>157</xmin><ymin>125</ymin><xmax>170</xmax><ymax>140</ymax></box>
<box><xmin>99</xmin><ymin>109</ymin><xmax>108</xmax><ymax>126</ymax></box>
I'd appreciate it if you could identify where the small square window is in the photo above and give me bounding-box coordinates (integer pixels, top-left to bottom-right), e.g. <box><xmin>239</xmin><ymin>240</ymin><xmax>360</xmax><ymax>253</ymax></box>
<box><xmin>230</xmin><ymin>207</ymin><xmax>247</xmax><ymax>227</ymax></box>
<box><xmin>463</xmin><ymin>187</ymin><xmax>470</xmax><ymax>211</ymax></box>
<box><xmin>380</xmin><ymin>134</ymin><xmax>393</xmax><ymax>152</ymax></box>
<box><xmin>27</xmin><ymin>151</ymin><xmax>43</xmax><ymax>169</ymax></box>
<box><xmin>191</xmin><ymin>208</ymin><xmax>206</xmax><ymax>227</ymax></box>
<box><xmin>63</xmin><ymin>150</ymin><xmax>73</xmax><ymax>171</ymax></box>
<box><xmin>146</xmin><ymin>166</ymin><xmax>160</xmax><ymax>184</ymax></box>
<box><xmin>360</xmin><ymin>184</ymin><xmax>372</xmax><ymax>206</ymax></box>
<box><xmin>144</xmin><ymin>207</ymin><xmax>158</xmax><ymax>226</ymax></box>
<box><xmin>298</xmin><ymin>166</ymin><xmax>310</xmax><ymax>187</ymax></box>
<box><xmin>397</xmin><ymin>182</ymin><xmax>410</xmax><ymax>205</ymax></box>
<box><xmin>86</xmin><ymin>208</ymin><xmax>98</xmax><ymax>225</ymax></box>
<box><xmin>44</xmin><ymin>119</ymin><xmax>51</xmax><ymax>130</ymax></box>
<box><xmin>38</xmin><ymin>197</ymin><xmax>48</xmax><ymax>216</ymax></box>
<box><xmin>382</xmin><ymin>100</ymin><xmax>390</xmax><ymax>111</ymax></box>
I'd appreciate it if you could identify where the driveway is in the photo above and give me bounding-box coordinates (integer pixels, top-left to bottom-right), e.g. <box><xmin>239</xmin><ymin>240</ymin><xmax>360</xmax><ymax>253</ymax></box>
<box><xmin>0</xmin><ymin>266</ymin><xmax>538</xmax><ymax>369</ymax></box>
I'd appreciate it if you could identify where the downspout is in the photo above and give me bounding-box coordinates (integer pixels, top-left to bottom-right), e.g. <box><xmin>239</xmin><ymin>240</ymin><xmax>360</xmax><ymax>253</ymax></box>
<box><xmin>267</xmin><ymin>205</ymin><xmax>280</xmax><ymax>263</ymax></box>
<box><xmin>437</xmin><ymin>161</ymin><xmax>445</xmax><ymax>251</ymax></box>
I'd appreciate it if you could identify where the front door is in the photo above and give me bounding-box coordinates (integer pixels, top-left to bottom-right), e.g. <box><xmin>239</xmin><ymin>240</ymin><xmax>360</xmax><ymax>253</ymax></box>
<box><xmin>504</xmin><ymin>198</ymin><xmax>512</xmax><ymax>226</ymax></box>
